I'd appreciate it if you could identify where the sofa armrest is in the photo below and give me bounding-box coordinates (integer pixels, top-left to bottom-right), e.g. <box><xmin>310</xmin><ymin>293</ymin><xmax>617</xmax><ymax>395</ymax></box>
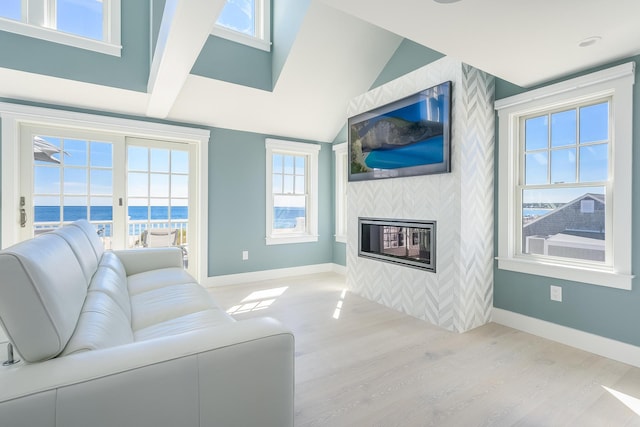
<box><xmin>0</xmin><ymin>317</ymin><xmax>294</xmax><ymax>427</ymax></box>
<box><xmin>112</xmin><ymin>247</ymin><xmax>184</xmax><ymax>275</ymax></box>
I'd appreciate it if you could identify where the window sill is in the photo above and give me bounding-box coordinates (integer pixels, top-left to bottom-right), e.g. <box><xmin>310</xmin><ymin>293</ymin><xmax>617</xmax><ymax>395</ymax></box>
<box><xmin>266</xmin><ymin>234</ymin><xmax>318</xmax><ymax>246</ymax></box>
<box><xmin>0</xmin><ymin>18</ymin><xmax>122</xmax><ymax>56</ymax></box>
<box><xmin>211</xmin><ymin>26</ymin><xmax>271</xmax><ymax>52</ymax></box>
<box><xmin>496</xmin><ymin>256</ymin><xmax>633</xmax><ymax>290</ymax></box>
<box><xmin>335</xmin><ymin>234</ymin><xmax>347</xmax><ymax>244</ymax></box>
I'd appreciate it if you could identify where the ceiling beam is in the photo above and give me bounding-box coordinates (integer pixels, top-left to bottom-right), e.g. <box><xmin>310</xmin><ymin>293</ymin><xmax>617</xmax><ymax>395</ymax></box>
<box><xmin>146</xmin><ymin>0</ymin><xmax>227</xmax><ymax>118</ymax></box>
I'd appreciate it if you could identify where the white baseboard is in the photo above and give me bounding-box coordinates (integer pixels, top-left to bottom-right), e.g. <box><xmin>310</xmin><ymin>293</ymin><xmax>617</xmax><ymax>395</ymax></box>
<box><xmin>332</xmin><ymin>263</ymin><xmax>346</xmax><ymax>275</ymax></box>
<box><xmin>203</xmin><ymin>263</ymin><xmax>344</xmax><ymax>287</ymax></box>
<box><xmin>492</xmin><ymin>308</ymin><xmax>640</xmax><ymax>368</ymax></box>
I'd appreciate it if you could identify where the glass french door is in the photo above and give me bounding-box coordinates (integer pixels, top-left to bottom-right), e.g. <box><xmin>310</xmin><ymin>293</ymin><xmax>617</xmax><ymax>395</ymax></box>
<box><xmin>125</xmin><ymin>138</ymin><xmax>193</xmax><ymax>269</ymax></box>
<box><xmin>20</xmin><ymin>125</ymin><xmax>125</xmax><ymax>249</ymax></box>
<box><xmin>20</xmin><ymin>128</ymin><xmax>197</xmax><ymax>276</ymax></box>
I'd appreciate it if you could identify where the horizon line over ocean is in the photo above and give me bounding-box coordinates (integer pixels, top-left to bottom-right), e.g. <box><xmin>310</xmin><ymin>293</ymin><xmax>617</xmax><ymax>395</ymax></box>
<box><xmin>34</xmin><ymin>205</ymin><xmax>189</xmax><ymax>222</ymax></box>
<box><xmin>34</xmin><ymin>205</ymin><xmax>305</xmax><ymax>229</ymax></box>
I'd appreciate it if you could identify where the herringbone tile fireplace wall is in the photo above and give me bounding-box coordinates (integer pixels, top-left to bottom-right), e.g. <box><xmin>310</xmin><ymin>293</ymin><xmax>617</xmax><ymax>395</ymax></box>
<box><xmin>346</xmin><ymin>57</ymin><xmax>495</xmax><ymax>333</ymax></box>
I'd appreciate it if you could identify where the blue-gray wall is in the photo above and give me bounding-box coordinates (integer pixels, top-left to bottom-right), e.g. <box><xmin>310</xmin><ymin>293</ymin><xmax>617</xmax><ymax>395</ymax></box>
<box><xmin>192</xmin><ymin>36</ymin><xmax>272</xmax><ymax>91</ymax></box>
<box><xmin>370</xmin><ymin>39</ymin><xmax>444</xmax><ymax>89</ymax></box>
<box><xmin>334</xmin><ymin>38</ymin><xmax>640</xmax><ymax>348</ymax></box>
<box><xmin>493</xmin><ymin>55</ymin><xmax>640</xmax><ymax>347</ymax></box>
<box><xmin>0</xmin><ymin>1</ymin><xmax>150</xmax><ymax>92</ymax></box>
<box><xmin>3</xmin><ymin>0</ymin><xmax>638</xmax><ymax>346</ymax></box>
<box><xmin>209</xmin><ymin>127</ymin><xmax>333</xmax><ymax>276</ymax></box>
<box><xmin>0</xmin><ymin>98</ymin><xmax>334</xmax><ymax>277</ymax></box>
<box><xmin>272</xmin><ymin>0</ymin><xmax>311</xmax><ymax>87</ymax></box>
<box><xmin>190</xmin><ymin>0</ymin><xmax>312</xmax><ymax>91</ymax></box>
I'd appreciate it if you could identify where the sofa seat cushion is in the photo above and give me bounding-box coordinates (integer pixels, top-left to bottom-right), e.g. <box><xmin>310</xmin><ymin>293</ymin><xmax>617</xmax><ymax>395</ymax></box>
<box><xmin>127</xmin><ymin>268</ymin><xmax>196</xmax><ymax>296</ymax></box>
<box><xmin>133</xmin><ymin>309</ymin><xmax>234</xmax><ymax>341</ymax></box>
<box><xmin>130</xmin><ymin>283</ymin><xmax>216</xmax><ymax>331</ymax></box>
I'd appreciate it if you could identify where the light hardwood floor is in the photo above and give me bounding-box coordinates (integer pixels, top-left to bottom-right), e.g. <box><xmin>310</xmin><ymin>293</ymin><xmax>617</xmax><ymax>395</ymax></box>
<box><xmin>208</xmin><ymin>272</ymin><xmax>640</xmax><ymax>427</ymax></box>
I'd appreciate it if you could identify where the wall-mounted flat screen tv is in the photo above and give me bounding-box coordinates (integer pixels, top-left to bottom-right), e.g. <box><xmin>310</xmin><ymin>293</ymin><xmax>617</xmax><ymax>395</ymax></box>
<box><xmin>348</xmin><ymin>81</ymin><xmax>452</xmax><ymax>182</ymax></box>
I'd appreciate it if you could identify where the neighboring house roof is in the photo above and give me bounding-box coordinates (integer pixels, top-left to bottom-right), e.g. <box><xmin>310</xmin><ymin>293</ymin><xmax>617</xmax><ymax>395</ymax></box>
<box><xmin>524</xmin><ymin>193</ymin><xmax>604</xmax><ymax>229</ymax></box>
<box><xmin>522</xmin><ymin>193</ymin><xmax>605</xmax><ymax>254</ymax></box>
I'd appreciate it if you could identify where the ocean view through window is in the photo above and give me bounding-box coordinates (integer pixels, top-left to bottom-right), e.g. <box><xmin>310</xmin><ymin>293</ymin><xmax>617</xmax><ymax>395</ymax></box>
<box><xmin>34</xmin><ymin>205</ymin><xmax>189</xmax><ymax>235</ymax></box>
<box><xmin>31</xmin><ymin>133</ymin><xmax>115</xmax><ymax>247</ymax></box>
<box><xmin>265</xmin><ymin>138</ymin><xmax>320</xmax><ymax>245</ymax></box>
<box><xmin>3</xmin><ymin>101</ymin><xmax>208</xmax><ymax>283</ymax></box>
<box><xmin>28</xmin><ymin>133</ymin><xmax>192</xmax><ymax>255</ymax></box>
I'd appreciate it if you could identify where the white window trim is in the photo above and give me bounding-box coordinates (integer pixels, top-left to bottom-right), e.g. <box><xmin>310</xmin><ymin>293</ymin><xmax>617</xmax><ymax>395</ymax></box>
<box><xmin>0</xmin><ymin>0</ymin><xmax>122</xmax><ymax>56</ymax></box>
<box><xmin>265</xmin><ymin>138</ymin><xmax>320</xmax><ymax>245</ymax></box>
<box><xmin>333</xmin><ymin>142</ymin><xmax>347</xmax><ymax>243</ymax></box>
<box><xmin>0</xmin><ymin>102</ymin><xmax>209</xmax><ymax>283</ymax></box>
<box><xmin>495</xmin><ymin>62</ymin><xmax>635</xmax><ymax>290</ymax></box>
<box><xmin>211</xmin><ymin>0</ymin><xmax>271</xmax><ymax>52</ymax></box>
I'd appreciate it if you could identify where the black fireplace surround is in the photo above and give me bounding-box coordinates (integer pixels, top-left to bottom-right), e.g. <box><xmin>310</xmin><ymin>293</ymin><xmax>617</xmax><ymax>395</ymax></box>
<box><xmin>358</xmin><ymin>217</ymin><xmax>436</xmax><ymax>272</ymax></box>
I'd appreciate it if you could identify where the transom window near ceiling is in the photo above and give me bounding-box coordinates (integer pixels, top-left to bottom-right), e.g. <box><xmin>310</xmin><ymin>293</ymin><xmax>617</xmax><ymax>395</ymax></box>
<box><xmin>213</xmin><ymin>0</ymin><xmax>271</xmax><ymax>51</ymax></box>
<box><xmin>0</xmin><ymin>0</ymin><xmax>121</xmax><ymax>56</ymax></box>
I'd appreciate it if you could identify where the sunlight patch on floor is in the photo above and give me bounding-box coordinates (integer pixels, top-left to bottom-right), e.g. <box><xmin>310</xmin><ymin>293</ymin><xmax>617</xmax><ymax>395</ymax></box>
<box><xmin>227</xmin><ymin>286</ymin><xmax>288</xmax><ymax>315</ymax></box>
<box><xmin>333</xmin><ymin>289</ymin><xmax>347</xmax><ymax>320</ymax></box>
<box><xmin>603</xmin><ymin>385</ymin><xmax>640</xmax><ymax>416</ymax></box>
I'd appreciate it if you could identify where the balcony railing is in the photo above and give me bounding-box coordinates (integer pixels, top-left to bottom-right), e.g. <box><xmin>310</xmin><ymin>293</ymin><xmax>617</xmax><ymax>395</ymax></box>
<box><xmin>34</xmin><ymin>219</ymin><xmax>188</xmax><ymax>253</ymax></box>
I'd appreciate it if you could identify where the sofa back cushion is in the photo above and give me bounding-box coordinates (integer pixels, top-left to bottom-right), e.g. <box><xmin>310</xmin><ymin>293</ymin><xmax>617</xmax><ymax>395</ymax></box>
<box><xmin>89</xmin><ymin>260</ymin><xmax>131</xmax><ymax>321</ymax></box>
<box><xmin>53</xmin><ymin>225</ymin><xmax>100</xmax><ymax>284</ymax></box>
<box><xmin>68</xmin><ymin>220</ymin><xmax>105</xmax><ymax>261</ymax></box>
<box><xmin>61</xmin><ymin>292</ymin><xmax>134</xmax><ymax>356</ymax></box>
<box><xmin>0</xmin><ymin>233</ymin><xmax>88</xmax><ymax>362</ymax></box>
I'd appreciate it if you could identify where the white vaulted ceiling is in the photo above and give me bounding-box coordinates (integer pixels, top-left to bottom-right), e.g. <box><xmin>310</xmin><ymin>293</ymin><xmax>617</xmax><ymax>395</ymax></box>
<box><xmin>319</xmin><ymin>0</ymin><xmax>640</xmax><ymax>88</ymax></box>
<box><xmin>1</xmin><ymin>0</ymin><xmax>639</xmax><ymax>142</ymax></box>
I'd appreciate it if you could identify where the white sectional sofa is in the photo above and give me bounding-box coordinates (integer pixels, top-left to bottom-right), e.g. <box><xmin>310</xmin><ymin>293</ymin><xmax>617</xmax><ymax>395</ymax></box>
<box><xmin>0</xmin><ymin>220</ymin><xmax>294</xmax><ymax>427</ymax></box>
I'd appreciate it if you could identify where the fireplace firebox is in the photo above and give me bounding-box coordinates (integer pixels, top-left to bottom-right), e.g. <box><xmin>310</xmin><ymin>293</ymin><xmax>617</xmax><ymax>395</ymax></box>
<box><xmin>358</xmin><ymin>218</ymin><xmax>436</xmax><ymax>272</ymax></box>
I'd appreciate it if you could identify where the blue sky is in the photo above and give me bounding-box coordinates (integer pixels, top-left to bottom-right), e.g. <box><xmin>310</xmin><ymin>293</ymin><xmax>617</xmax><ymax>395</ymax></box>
<box><xmin>57</xmin><ymin>0</ymin><xmax>103</xmax><ymax>40</ymax></box>
<box><xmin>2</xmin><ymin>0</ymin><xmax>254</xmax><ymax>42</ymax></box>
<box><xmin>272</xmin><ymin>154</ymin><xmax>306</xmax><ymax>209</ymax></box>
<box><xmin>523</xmin><ymin>101</ymin><xmax>608</xmax><ymax>204</ymax></box>
<box><xmin>0</xmin><ymin>0</ymin><xmax>104</xmax><ymax>41</ymax></box>
<box><xmin>0</xmin><ymin>1</ymin><xmax>21</xmax><ymax>21</ymax></box>
<box><xmin>217</xmin><ymin>0</ymin><xmax>255</xmax><ymax>36</ymax></box>
<box><xmin>34</xmin><ymin>137</ymin><xmax>189</xmax><ymax>208</ymax></box>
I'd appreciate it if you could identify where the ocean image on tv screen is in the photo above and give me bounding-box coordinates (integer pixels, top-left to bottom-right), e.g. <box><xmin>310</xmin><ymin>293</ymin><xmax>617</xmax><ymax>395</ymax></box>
<box><xmin>349</xmin><ymin>81</ymin><xmax>451</xmax><ymax>181</ymax></box>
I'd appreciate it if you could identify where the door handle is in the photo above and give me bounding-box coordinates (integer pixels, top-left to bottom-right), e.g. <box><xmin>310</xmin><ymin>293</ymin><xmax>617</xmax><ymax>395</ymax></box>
<box><xmin>20</xmin><ymin>196</ymin><xmax>26</xmax><ymax>228</ymax></box>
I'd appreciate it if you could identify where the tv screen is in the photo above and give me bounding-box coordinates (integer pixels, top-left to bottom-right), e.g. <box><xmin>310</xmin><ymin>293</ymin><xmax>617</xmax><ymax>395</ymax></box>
<box><xmin>348</xmin><ymin>81</ymin><xmax>452</xmax><ymax>182</ymax></box>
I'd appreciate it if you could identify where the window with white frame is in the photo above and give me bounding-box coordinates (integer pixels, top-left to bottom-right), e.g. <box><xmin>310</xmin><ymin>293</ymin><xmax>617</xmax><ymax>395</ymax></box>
<box><xmin>0</xmin><ymin>0</ymin><xmax>121</xmax><ymax>56</ymax></box>
<box><xmin>333</xmin><ymin>142</ymin><xmax>347</xmax><ymax>243</ymax></box>
<box><xmin>495</xmin><ymin>62</ymin><xmax>635</xmax><ymax>290</ymax></box>
<box><xmin>265</xmin><ymin>138</ymin><xmax>320</xmax><ymax>245</ymax></box>
<box><xmin>212</xmin><ymin>0</ymin><xmax>270</xmax><ymax>51</ymax></box>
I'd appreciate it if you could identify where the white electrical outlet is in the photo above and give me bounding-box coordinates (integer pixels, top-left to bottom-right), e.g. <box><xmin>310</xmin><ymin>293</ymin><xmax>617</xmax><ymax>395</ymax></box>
<box><xmin>550</xmin><ymin>285</ymin><xmax>562</xmax><ymax>302</ymax></box>
<box><xmin>242</xmin><ymin>251</ymin><xmax>249</xmax><ymax>261</ymax></box>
